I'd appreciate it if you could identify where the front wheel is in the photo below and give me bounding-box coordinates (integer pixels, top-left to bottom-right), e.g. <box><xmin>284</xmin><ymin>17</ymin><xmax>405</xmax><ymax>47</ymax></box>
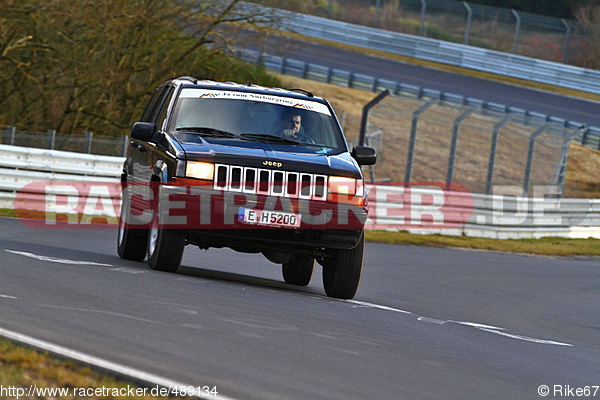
<box><xmin>322</xmin><ymin>233</ymin><xmax>364</xmax><ymax>299</ymax></box>
<box><xmin>117</xmin><ymin>190</ymin><xmax>148</xmax><ymax>261</ymax></box>
<box><xmin>147</xmin><ymin>198</ymin><xmax>184</xmax><ymax>272</ymax></box>
<box><xmin>282</xmin><ymin>257</ymin><xmax>315</xmax><ymax>286</ymax></box>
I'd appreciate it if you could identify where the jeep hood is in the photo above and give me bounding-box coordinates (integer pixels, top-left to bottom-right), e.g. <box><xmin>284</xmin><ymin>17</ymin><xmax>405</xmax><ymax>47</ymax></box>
<box><xmin>179</xmin><ymin>140</ymin><xmax>362</xmax><ymax>178</ymax></box>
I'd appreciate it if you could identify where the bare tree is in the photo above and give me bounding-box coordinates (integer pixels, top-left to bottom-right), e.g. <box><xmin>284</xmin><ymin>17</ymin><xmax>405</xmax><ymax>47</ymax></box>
<box><xmin>0</xmin><ymin>0</ymin><xmax>281</xmax><ymax>136</ymax></box>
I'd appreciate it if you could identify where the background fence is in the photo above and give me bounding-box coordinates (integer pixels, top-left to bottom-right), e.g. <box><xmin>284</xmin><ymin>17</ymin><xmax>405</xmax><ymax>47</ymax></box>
<box><xmin>0</xmin><ymin>127</ymin><xmax>128</xmax><ymax>157</ymax></box>
<box><xmin>240</xmin><ymin>50</ymin><xmax>596</xmax><ymax>198</ymax></box>
<box><xmin>252</xmin><ymin>0</ymin><xmax>595</xmax><ymax>67</ymax></box>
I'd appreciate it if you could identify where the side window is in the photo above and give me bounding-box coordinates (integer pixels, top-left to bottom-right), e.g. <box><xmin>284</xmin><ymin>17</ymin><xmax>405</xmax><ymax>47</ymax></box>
<box><xmin>141</xmin><ymin>86</ymin><xmax>165</xmax><ymax>122</ymax></box>
<box><xmin>143</xmin><ymin>86</ymin><xmax>166</xmax><ymax>122</ymax></box>
<box><xmin>154</xmin><ymin>86</ymin><xmax>175</xmax><ymax>131</ymax></box>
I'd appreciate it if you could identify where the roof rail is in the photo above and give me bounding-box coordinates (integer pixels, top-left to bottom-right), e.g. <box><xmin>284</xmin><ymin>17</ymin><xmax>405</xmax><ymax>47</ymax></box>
<box><xmin>176</xmin><ymin>76</ymin><xmax>198</xmax><ymax>84</ymax></box>
<box><xmin>289</xmin><ymin>88</ymin><xmax>314</xmax><ymax>98</ymax></box>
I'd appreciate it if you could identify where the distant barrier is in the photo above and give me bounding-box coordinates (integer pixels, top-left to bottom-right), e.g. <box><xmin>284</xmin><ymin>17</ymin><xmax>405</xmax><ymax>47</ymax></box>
<box><xmin>240</xmin><ymin>2</ymin><xmax>600</xmax><ymax>95</ymax></box>
<box><xmin>1</xmin><ymin>144</ymin><xmax>599</xmax><ymax>239</ymax></box>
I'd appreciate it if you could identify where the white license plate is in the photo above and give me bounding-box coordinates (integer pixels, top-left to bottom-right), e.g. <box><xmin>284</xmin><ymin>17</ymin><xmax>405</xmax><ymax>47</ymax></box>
<box><xmin>238</xmin><ymin>208</ymin><xmax>301</xmax><ymax>228</ymax></box>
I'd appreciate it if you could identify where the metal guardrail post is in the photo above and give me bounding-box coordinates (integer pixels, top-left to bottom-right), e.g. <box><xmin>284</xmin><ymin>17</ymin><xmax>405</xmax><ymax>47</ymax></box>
<box><xmin>120</xmin><ymin>135</ymin><xmax>129</xmax><ymax>157</ymax></box>
<box><xmin>327</xmin><ymin>0</ymin><xmax>332</xmax><ymax>19</ymax></box>
<box><xmin>348</xmin><ymin>72</ymin><xmax>354</xmax><ymax>88</ymax></box>
<box><xmin>580</xmin><ymin>126</ymin><xmax>589</xmax><ymax>145</ymax></box>
<box><xmin>358</xmin><ymin>90</ymin><xmax>390</xmax><ymax>147</ymax></box>
<box><xmin>419</xmin><ymin>0</ymin><xmax>427</xmax><ymax>36</ymax></box>
<box><xmin>279</xmin><ymin>57</ymin><xmax>286</xmax><ymax>74</ymax></box>
<box><xmin>463</xmin><ymin>2</ymin><xmax>472</xmax><ymax>45</ymax></box>
<box><xmin>325</xmin><ymin>67</ymin><xmax>332</xmax><ymax>84</ymax></box>
<box><xmin>375</xmin><ymin>0</ymin><xmax>381</xmax><ymax>27</ymax></box>
<box><xmin>371</xmin><ymin>77</ymin><xmax>378</xmax><ymax>92</ymax></box>
<box><xmin>7</xmin><ymin>126</ymin><xmax>16</xmax><ymax>146</ymax></box>
<box><xmin>404</xmin><ymin>100</ymin><xmax>436</xmax><ymax>184</ymax></box>
<box><xmin>511</xmin><ymin>9</ymin><xmax>521</xmax><ymax>55</ymax></box>
<box><xmin>486</xmin><ymin>114</ymin><xmax>514</xmax><ymax>195</ymax></box>
<box><xmin>561</xmin><ymin>19</ymin><xmax>571</xmax><ymax>64</ymax></box>
<box><xmin>46</xmin><ymin>130</ymin><xmax>56</xmax><ymax>150</ymax></box>
<box><xmin>523</xmin><ymin>124</ymin><xmax>551</xmax><ymax>196</ymax></box>
<box><xmin>548</xmin><ymin>127</ymin><xmax>580</xmax><ymax>198</ymax></box>
<box><xmin>446</xmin><ymin>107</ymin><xmax>476</xmax><ymax>191</ymax></box>
<box><xmin>84</xmin><ymin>131</ymin><xmax>93</xmax><ymax>154</ymax></box>
<box><xmin>301</xmin><ymin>62</ymin><xmax>308</xmax><ymax>79</ymax></box>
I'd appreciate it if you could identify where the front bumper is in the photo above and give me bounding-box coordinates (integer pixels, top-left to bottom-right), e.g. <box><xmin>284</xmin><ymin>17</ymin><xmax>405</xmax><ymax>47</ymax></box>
<box><xmin>145</xmin><ymin>184</ymin><xmax>368</xmax><ymax>251</ymax></box>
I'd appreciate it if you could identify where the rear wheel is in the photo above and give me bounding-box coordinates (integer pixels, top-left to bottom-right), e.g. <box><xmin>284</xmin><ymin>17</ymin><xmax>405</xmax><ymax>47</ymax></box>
<box><xmin>322</xmin><ymin>233</ymin><xmax>364</xmax><ymax>299</ymax></box>
<box><xmin>117</xmin><ymin>190</ymin><xmax>148</xmax><ymax>261</ymax></box>
<box><xmin>147</xmin><ymin>196</ymin><xmax>184</xmax><ymax>272</ymax></box>
<box><xmin>282</xmin><ymin>257</ymin><xmax>315</xmax><ymax>286</ymax></box>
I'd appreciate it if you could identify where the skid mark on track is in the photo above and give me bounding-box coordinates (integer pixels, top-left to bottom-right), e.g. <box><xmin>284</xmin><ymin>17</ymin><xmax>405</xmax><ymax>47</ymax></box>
<box><xmin>40</xmin><ymin>305</ymin><xmax>168</xmax><ymax>326</ymax></box>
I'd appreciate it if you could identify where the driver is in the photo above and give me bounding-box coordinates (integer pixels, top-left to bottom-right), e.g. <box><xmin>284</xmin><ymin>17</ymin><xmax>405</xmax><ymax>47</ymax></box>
<box><xmin>281</xmin><ymin>111</ymin><xmax>303</xmax><ymax>139</ymax></box>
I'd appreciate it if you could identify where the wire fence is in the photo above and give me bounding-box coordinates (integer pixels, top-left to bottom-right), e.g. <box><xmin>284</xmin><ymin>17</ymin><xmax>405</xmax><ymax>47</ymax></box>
<box><xmin>361</xmin><ymin>93</ymin><xmax>580</xmax><ymax>198</ymax></box>
<box><xmin>0</xmin><ymin>127</ymin><xmax>128</xmax><ymax>157</ymax></box>
<box><xmin>252</xmin><ymin>0</ymin><xmax>596</xmax><ymax>67</ymax></box>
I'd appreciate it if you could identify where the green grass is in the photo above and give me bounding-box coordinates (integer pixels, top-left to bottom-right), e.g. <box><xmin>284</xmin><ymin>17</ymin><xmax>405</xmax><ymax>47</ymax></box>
<box><xmin>0</xmin><ymin>338</ymin><xmax>191</xmax><ymax>400</ymax></box>
<box><xmin>366</xmin><ymin>230</ymin><xmax>600</xmax><ymax>257</ymax></box>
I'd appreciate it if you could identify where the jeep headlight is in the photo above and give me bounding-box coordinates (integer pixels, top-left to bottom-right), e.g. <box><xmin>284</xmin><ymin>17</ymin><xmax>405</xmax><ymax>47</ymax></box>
<box><xmin>328</xmin><ymin>176</ymin><xmax>364</xmax><ymax>197</ymax></box>
<box><xmin>185</xmin><ymin>161</ymin><xmax>215</xmax><ymax>181</ymax></box>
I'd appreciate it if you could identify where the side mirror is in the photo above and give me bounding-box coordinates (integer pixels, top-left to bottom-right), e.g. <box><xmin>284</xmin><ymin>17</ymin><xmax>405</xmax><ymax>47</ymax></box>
<box><xmin>131</xmin><ymin>122</ymin><xmax>156</xmax><ymax>142</ymax></box>
<box><xmin>351</xmin><ymin>146</ymin><xmax>376</xmax><ymax>166</ymax></box>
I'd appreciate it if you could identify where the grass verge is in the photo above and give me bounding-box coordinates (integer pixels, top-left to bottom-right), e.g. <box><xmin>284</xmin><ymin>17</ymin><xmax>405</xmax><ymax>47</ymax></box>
<box><xmin>0</xmin><ymin>337</ymin><xmax>191</xmax><ymax>400</ymax></box>
<box><xmin>365</xmin><ymin>230</ymin><xmax>600</xmax><ymax>257</ymax></box>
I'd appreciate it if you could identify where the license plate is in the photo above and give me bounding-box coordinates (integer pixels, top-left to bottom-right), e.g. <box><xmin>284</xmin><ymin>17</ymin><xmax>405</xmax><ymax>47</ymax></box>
<box><xmin>238</xmin><ymin>208</ymin><xmax>301</xmax><ymax>228</ymax></box>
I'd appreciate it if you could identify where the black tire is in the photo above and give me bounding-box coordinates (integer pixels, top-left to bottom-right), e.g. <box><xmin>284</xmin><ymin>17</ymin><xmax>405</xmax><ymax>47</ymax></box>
<box><xmin>147</xmin><ymin>197</ymin><xmax>184</xmax><ymax>272</ymax></box>
<box><xmin>282</xmin><ymin>257</ymin><xmax>315</xmax><ymax>286</ymax></box>
<box><xmin>322</xmin><ymin>233</ymin><xmax>364</xmax><ymax>299</ymax></box>
<box><xmin>117</xmin><ymin>191</ymin><xmax>148</xmax><ymax>261</ymax></box>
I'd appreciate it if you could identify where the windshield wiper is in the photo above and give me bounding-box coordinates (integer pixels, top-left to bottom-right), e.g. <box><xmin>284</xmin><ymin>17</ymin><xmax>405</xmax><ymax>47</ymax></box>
<box><xmin>240</xmin><ymin>133</ymin><xmax>301</xmax><ymax>145</ymax></box>
<box><xmin>176</xmin><ymin>127</ymin><xmax>237</xmax><ymax>139</ymax></box>
<box><xmin>240</xmin><ymin>133</ymin><xmax>325</xmax><ymax>149</ymax></box>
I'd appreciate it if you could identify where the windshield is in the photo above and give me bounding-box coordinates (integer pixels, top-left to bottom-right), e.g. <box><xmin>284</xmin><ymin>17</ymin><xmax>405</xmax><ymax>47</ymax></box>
<box><xmin>169</xmin><ymin>88</ymin><xmax>345</xmax><ymax>153</ymax></box>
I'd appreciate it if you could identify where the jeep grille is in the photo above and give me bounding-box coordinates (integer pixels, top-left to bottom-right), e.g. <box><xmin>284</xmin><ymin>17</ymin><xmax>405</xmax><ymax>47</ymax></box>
<box><xmin>213</xmin><ymin>164</ymin><xmax>327</xmax><ymax>201</ymax></box>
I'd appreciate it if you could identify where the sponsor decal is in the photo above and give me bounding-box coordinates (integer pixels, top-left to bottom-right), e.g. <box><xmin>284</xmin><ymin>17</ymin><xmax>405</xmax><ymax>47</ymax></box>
<box><xmin>178</xmin><ymin>88</ymin><xmax>332</xmax><ymax>116</ymax></box>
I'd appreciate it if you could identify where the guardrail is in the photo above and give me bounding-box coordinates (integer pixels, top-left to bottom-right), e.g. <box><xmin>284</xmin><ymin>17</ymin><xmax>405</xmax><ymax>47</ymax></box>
<box><xmin>367</xmin><ymin>185</ymin><xmax>600</xmax><ymax>239</ymax></box>
<box><xmin>244</xmin><ymin>3</ymin><xmax>600</xmax><ymax>95</ymax></box>
<box><xmin>0</xmin><ymin>145</ymin><xmax>124</xmax><ymax>214</ymax></box>
<box><xmin>1</xmin><ymin>144</ymin><xmax>599</xmax><ymax>239</ymax></box>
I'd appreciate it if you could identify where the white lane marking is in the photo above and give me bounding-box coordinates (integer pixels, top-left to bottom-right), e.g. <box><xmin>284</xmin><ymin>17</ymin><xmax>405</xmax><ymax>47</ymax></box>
<box><xmin>5</xmin><ymin>250</ymin><xmax>112</xmax><ymax>266</ymax></box>
<box><xmin>417</xmin><ymin>317</ymin><xmax>446</xmax><ymax>325</ymax></box>
<box><xmin>109</xmin><ymin>268</ymin><xmax>146</xmax><ymax>274</ymax></box>
<box><xmin>0</xmin><ymin>326</ymin><xmax>239</xmax><ymax>400</ymax></box>
<box><xmin>0</xmin><ymin>294</ymin><xmax>17</xmax><ymax>299</ymax></box>
<box><xmin>346</xmin><ymin>300</ymin><xmax>412</xmax><ymax>314</ymax></box>
<box><xmin>477</xmin><ymin>328</ymin><xmax>573</xmax><ymax>347</ymax></box>
<box><xmin>344</xmin><ymin>300</ymin><xmax>573</xmax><ymax>347</ymax></box>
<box><xmin>454</xmin><ymin>321</ymin><xmax>505</xmax><ymax>330</ymax></box>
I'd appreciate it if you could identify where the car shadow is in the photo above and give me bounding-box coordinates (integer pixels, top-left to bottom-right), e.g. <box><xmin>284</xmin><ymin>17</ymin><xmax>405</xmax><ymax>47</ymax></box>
<box><xmin>177</xmin><ymin>264</ymin><xmax>324</xmax><ymax>297</ymax></box>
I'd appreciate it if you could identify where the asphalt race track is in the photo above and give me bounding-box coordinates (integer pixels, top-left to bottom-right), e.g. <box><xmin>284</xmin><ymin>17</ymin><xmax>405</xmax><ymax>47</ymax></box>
<box><xmin>1</xmin><ymin>216</ymin><xmax>598</xmax><ymax>399</ymax></box>
<box><xmin>253</xmin><ymin>36</ymin><xmax>600</xmax><ymax>128</ymax></box>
